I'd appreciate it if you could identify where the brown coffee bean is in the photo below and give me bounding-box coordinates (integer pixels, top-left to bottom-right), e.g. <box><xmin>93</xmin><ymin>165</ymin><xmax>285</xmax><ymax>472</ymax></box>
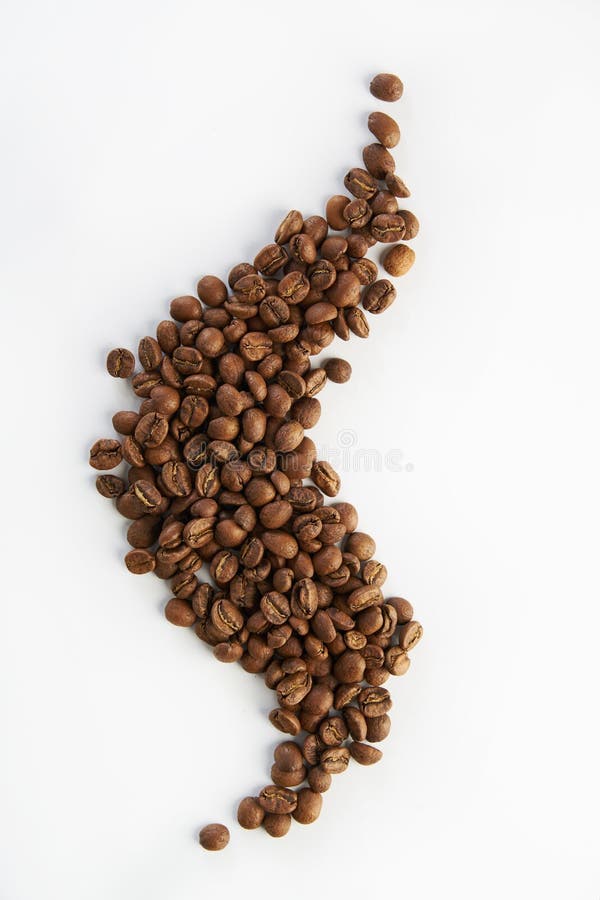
<box><xmin>358</xmin><ymin>686</ymin><xmax>392</xmax><ymax>718</ymax></box>
<box><xmin>292</xmin><ymin>788</ymin><xmax>322</xmax><ymax>824</ymax></box>
<box><xmin>324</xmin><ymin>358</ymin><xmax>351</xmax><ymax>383</ymax></box>
<box><xmin>258</xmin><ymin>786</ymin><xmax>297</xmax><ymax>815</ymax></box>
<box><xmin>363</xmin><ymin>143</ymin><xmax>396</xmax><ymax>180</ymax></box>
<box><xmin>96</xmin><ymin>474</ymin><xmax>126</xmax><ymax>498</ymax></box>
<box><xmin>363</xmin><ymin>279</ymin><xmax>397</xmax><ymax>314</ymax></box>
<box><xmin>320</xmin><ymin>746</ymin><xmax>350</xmax><ymax>774</ymax></box>
<box><xmin>263</xmin><ymin>813</ymin><xmax>291</xmax><ymax>838</ymax></box>
<box><xmin>343</xmin><ymin>707</ymin><xmax>368</xmax><ymax>741</ymax></box>
<box><xmin>124</xmin><ymin>549</ymin><xmax>155</xmax><ymax>574</ymax></box>
<box><xmin>368</xmin><ymin>110</ymin><xmax>400</xmax><ymax>148</ymax></box>
<box><xmin>397</xmin><ymin>620</ymin><xmax>423</xmax><ymax>651</ymax></box>
<box><xmin>106</xmin><ymin>348</ymin><xmax>135</xmax><ymax>378</ymax></box>
<box><xmin>370</xmin><ymin>73</ymin><xmax>404</xmax><ymax>102</ymax></box>
<box><xmin>343</xmin><ymin>198</ymin><xmax>372</xmax><ymax>229</ymax></box>
<box><xmin>346</xmin><ymin>307</ymin><xmax>370</xmax><ymax>338</ymax></box>
<box><xmin>344</xmin><ymin>167</ymin><xmax>378</xmax><ymax>200</ymax></box>
<box><xmin>349</xmin><ymin>741</ymin><xmax>383</xmax><ymax>765</ymax></box>
<box><xmin>196</xmin><ymin>276</ymin><xmax>227</xmax><ymax>308</ymax></box>
<box><xmin>311</xmin><ymin>460</ymin><xmax>341</xmax><ymax>497</ymax></box>
<box><xmin>237</xmin><ymin>797</ymin><xmax>264</xmax><ymax>830</ymax></box>
<box><xmin>254</xmin><ymin>243</ymin><xmax>288</xmax><ymax>276</ymax></box>
<box><xmin>269</xmin><ymin>708</ymin><xmax>301</xmax><ymax>736</ymax></box>
<box><xmin>326</xmin><ymin>271</ymin><xmax>361</xmax><ymax>308</ymax></box>
<box><xmin>165</xmin><ymin>598</ymin><xmax>196</xmax><ymax>627</ymax></box>
<box><xmin>365</xmin><ymin>713</ymin><xmax>391</xmax><ymax>742</ymax></box>
<box><xmin>382</xmin><ymin>243</ymin><xmax>416</xmax><ymax>276</ymax></box>
<box><xmin>385</xmin><ymin>172</ymin><xmax>411</xmax><ymax>197</ymax></box>
<box><xmin>89</xmin><ymin>439</ymin><xmax>122</xmax><ymax>470</ymax></box>
<box><xmin>307</xmin><ymin>766</ymin><xmax>331</xmax><ymax>793</ymax></box>
<box><xmin>370</xmin><ymin>214</ymin><xmax>406</xmax><ymax>243</ymax></box>
<box><xmin>199</xmin><ymin>823</ymin><xmax>229</xmax><ymax>851</ymax></box>
<box><xmin>325</xmin><ymin>195</ymin><xmax>350</xmax><ymax>230</ymax></box>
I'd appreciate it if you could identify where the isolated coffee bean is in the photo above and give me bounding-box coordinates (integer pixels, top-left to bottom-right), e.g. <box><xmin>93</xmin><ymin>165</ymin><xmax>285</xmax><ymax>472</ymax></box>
<box><xmin>199</xmin><ymin>823</ymin><xmax>229</xmax><ymax>851</ymax></box>
<box><xmin>165</xmin><ymin>598</ymin><xmax>196</xmax><ymax>627</ymax></box>
<box><xmin>124</xmin><ymin>549</ymin><xmax>155</xmax><ymax>574</ymax></box>
<box><xmin>382</xmin><ymin>243</ymin><xmax>416</xmax><ymax>276</ymax></box>
<box><xmin>369</xmin><ymin>72</ymin><xmax>404</xmax><ymax>102</ymax></box>
<box><xmin>323</xmin><ymin>358</ymin><xmax>351</xmax><ymax>384</ymax></box>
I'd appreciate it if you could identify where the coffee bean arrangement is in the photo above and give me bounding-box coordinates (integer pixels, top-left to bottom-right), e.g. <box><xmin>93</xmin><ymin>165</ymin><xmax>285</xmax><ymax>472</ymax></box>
<box><xmin>90</xmin><ymin>73</ymin><xmax>422</xmax><ymax>849</ymax></box>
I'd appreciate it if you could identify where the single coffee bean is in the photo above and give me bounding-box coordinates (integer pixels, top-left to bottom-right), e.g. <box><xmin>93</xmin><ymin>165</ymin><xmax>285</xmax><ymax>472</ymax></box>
<box><xmin>382</xmin><ymin>243</ymin><xmax>416</xmax><ymax>276</ymax></box>
<box><xmin>358</xmin><ymin>686</ymin><xmax>392</xmax><ymax>718</ymax></box>
<box><xmin>275</xmin><ymin>209</ymin><xmax>303</xmax><ymax>244</ymax></box>
<box><xmin>165</xmin><ymin>598</ymin><xmax>196</xmax><ymax>627</ymax></box>
<box><xmin>292</xmin><ymin>788</ymin><xmax>322</xmax><ymax>824</ymax></box>
<box><xmin>106</xmin><ymin>348</ymin><xmax>135</xmax><ymax>378</ymax></box>
<box><xmin>344</xmin><ymin>167</ymin><xmax>378</xmax><ymax>200</ymax></box>
<box><xmin>349</xmin><ymin>741</ymin><xmax>383</xmax><ymax>765</ymax></box>
<box><xmin>369</xmin><ymin>72</ymin><xmax>404</xmax><ymax>102</ymax></box>
<box><xmin>385</xmin><ymin>171</ymin><xmax>411</xmax><ymax>197</ymax></box>
<box><xmin>198</xmin><ymin>823</ymin><xmax>229</xmax><ymax>851</ymax></box>
<box><xmin>320</xmin><ymin>746</ymin><xmax>350</xmax><ymax>774</ymax></box>
<box><xmin>343</xmin><ymin>198</ymin><xmax>372</xmax><ymax>229</ymax></box>
<box><xmin>367</xmin><ymin>110</ymin><xmax>400</xmax><ymax>148</ymax></box>
<box><xmin>307</xmin><ymin>766</ymin><xmax>332</xmax><ymax>793</ymax></box>
<box><xmin>96</xmin><ymin>474</ymin><xmax>126</xmax><ymax>498</ymax></box>
<box><xmin>396</xmin><ymin>619</ymin><xmax>423</xmax><ymax>651</ymax></box>
<box><xmin>365</xmin><ymin>713</ymin><xmax>391</xmax><ymax>742</ymax></box>
<box><xmin>370</xmin><ymin>214</ymin><xmax>406</xmax><ymax>243</ymax></box>
<box><xmin>363</xmin><ymin>279</ymin><xmax>397</xmax><ymax>314</ymax></box>
<box><xmin>269</xmin><ymin>708</ymin><xmax>301</xmax><ymax>736</ymax></box>
<box><xmin>324</xmin><ymin>358</ymin><xmax>351</xmax><ymax>383</ymax></box>
<box><xmin>258</xmin><ymin>785</ymin><xmax>297</xmax><ymax>815</ymax></box>
<box><xmin>254</xmin><ymin>243</ymin><xmax>288</xmax><ymax>276</ymax></box>
<box><xmin>325</xmin><ymin>195</ymin><xmax>350</xmax><ymax>231</ymax></box>
<box><xmin>397</xmin><ymin>209</ymin><xmax>419</xmax><ymax>240</ymax></box>
<box><xmin>311</xmin><ymin>460</ymin><xmax>341</xmax><ymax>497</ymax></box>
<box><xmin>124</xmin><ymin>549</ymin><xmax>155</xmax><ymax>574</ymax></box>
<box><xmin>263</xmin><ymin>813</ymin><xmax>291</xmax><ymax>838</ymax></box>
<box><xmin>363</xmin><ymin>143</ymin><xmax>396</xmax><ymax>179</ymax></box>
<box><xmin>346</xmin><ymin>307</ymin><xmax>370</xmax><ymax>338</ymax></box>
<box><xmin>371</xmin><ymin>190</ymin><xmax>399</xmax><ymax>216</ymax></box>
<box><xmin>89</xmin><ymin>439</ymin><xmax>122</xmax><ymax>470</ymax></box>
<box><xmin>237</xmin><ymin>797</ymin><xmax>265</xmax><ymax>830</ymax></box>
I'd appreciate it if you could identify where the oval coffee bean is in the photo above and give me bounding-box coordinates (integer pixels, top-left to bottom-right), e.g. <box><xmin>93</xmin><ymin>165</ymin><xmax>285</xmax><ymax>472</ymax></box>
<box><xmin>106</xmin><ymin>348</ymin><xmax>135</xmax><ymax>378</ymax></box>
<box><xmin>258</xmin><ymin>786</ymin><xmax>297</xmax><ymax>815</ymax></box>
<box><xmin>367</xmin><ymin>110</ymin><xmax>400</xmax><ymax>148</ymax></box>
<box><xmin>199</xmin><ymin>823</ymin><xmax>229</xmax><ymax>851</ymax></box>
<box><xmin>369</xmin><ymin>72</ymin><xmax>404</xmax><ymax>102</ymax></box>
<box><xmin>349</xmin><ymin>742</ymin><xmax>383</xmax><ymax>765</ymax></box>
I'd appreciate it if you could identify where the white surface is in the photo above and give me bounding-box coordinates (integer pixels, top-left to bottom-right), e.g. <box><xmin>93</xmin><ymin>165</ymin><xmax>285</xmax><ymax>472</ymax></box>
<box><xmin>1</xmin><ymin>0</ymin><xmax>599</xmax><ymax>898</ymax></box>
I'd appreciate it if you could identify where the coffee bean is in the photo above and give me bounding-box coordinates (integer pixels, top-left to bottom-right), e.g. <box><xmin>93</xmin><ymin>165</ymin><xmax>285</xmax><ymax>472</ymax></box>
<box><xmin>349</xmin><ymin>741</ymin><xmax>383</xmax><ymax>765</ymax></box>
<box><xmin>324</xmin><ymin>358</ymin><xmax>351</xmax><ymax>383</ymax></box>
<box><xmin>363</xmin><ymin>143</ymin><xmax>396</xmax><ymax>180</ymax></box>
<box><xmin>165</xmin><ymin>598</ymin><xmax>196</xmax><ymax>627</ymax></box>
<box><xmin>96</xmin><ymin>474</ymin><xmax>126</xmax><ymax>498</ymax></box>
<box><xmin>199</xmin><ymin>823</ymin><xmax>229</xmax><ymax>851</ymax></box>
<box><xmin>106</xmin><ymin>348</ymin><xmax>135</xmax><ymax>378</ymax></box>
<box><xmin>263</xmin><ymin>813</ymin><xmax>291</xmax><ymax>838</ymax></box>
<box><xmin>358</xmin><ymin>686</ymin><xmax>392</xmax><ymax>718</ymax></box>
<box><xmin>320</xmin><ymin>746</ymin><xmax>350</xmax><ymax>774</ymax></box>
<box><xmin>370</xmin><ymin>214</ymin><xmax>406</xmax><ymax>243</ymax></box>
<box><xmin>325</xmin><ymin>195</ymin><xmax>350</xmax><ymax>231</ymax></box>
<box><xmin>367</xmin><ymin>111</ymin><xmax>400</xmax><ymax>148</ymax></box>
<box><xmin>258</xmin><ymin>786</ymin><xmax>297</xmax><ymax>815</ymax></box>
<box><xmin>311</xmin><ymin>461</ymin><xmax>340</xmax><ymax>497</ymax></box>
<box><xmin>292</xmin><ymin>788</ymin><xmax>322</xmax><ymax>824</ymax></box>
<box><xmin>365</xmin><ymin>713</ymin><xmax>391</xmax><ymax>742</ymax></box>
<box><xmin>124</xmin><ymin>549</ymin><xmax>155</xmax><ymax>574</ymax></box>
<box><xmin>385</xmin><ymin>172</ymin><xmax>411</xmax><ymax>197</ymax></box>
<box><xmin>237</xmin><ymin>797</ymin><xmax>265</xmax><ymax>830</ymax></box>
<box><xmin>89</xmin><ymin>439</ymin><xmax>122</xmax><ymax>470</ymax></box>
<box><xmin>382</xmin><ymin>243</ymin><xmax>416</xmax><ymax>276</ymax></box>
<box><xmin>344</xmin><ymin>167</ymin><xmax>378</xmax><ymax>200</ymax></box>
<box><xmin>369</xmin><ymin>73</ymin><xmax>404</xmax><ymax>102</ymax></box>
<box><xmin>363</xmin><ymin>279</ymin><xmax>397</xmax><ymax>314</ymax></box>
<box><xmin>346</xmin><ymin>307</ymin><xmax>370</xmax><ymax>338</ymax></box>
<box><xmin>275</xmin><ymin>209</ymin><xmax>303</xmax><ymax>245</ymax></box>
<box><xmin>269</xmin><ymin>708</ymin><xmax>301</xmax><ymax>736</ymax></box>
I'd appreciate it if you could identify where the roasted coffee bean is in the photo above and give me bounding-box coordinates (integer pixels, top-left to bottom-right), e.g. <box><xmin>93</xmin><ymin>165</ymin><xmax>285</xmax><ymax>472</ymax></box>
<box><xmin>320</xmin><ymin>746</ymin><xmax>350</xmax><ymax>774</ymax></box>
<box><xmin>382</xmin><ymin>243</ymin><xmax>416</xmax><ymax>276</ymax></box>
<box><xmin>199</xmin><ymin>823</ymin><xmax>229</xmax><ymax>851</ymax></box>
<box><xmin>258</xmin><ymin>786</ymin><xmax>297</xmax><ymax>815</ymax></box>
<box><xmin>311</xmin><ymin>461</ymin><xmax>341</xmax><ymax>497</ymax></box>
<box><xmin>349</xmin><ymin>742</ymin><xmax>383</xmax><ymax>765</ymax></box>
<box><xmin>370</xmin><ymin>214</ymin><xmax>406</xmax><ymax>243</ymax></box>
<box><xmin>325</xmin><ymin>195</ymin><xmax>350</xmax><ymax>231</ymax></box>
<box><xmin>263</xmin><ymin>813</ymin><xmax>291</xmax><ymax>838</ymax></box>
<box><xmin>363</xmin><ymin>279</ymin><xmax>397</xmax><ymax>314</ymax></box>
<box><xmin>89</xmin><ymin>439</ymin><xmax>122</xmax><ymax>470</ymax></box>
<box><xmin>358</xmin><ymin>686</ymin><xmax>392</xmax><ymax>718</ymax></box>
<box><xmin>165</xmin><ymin>598</ymin><xmax>196</xmax><ymax>627</ymax></box>
<box><xmin>96</xmin><ymin>474</ymin><xmax>126</xmax><ymax>498</ymax></box>
<box><xmin>363</xmin><ymin>143</ymin><xmax>395</xmax><ymax>179</ymax></box>
<box><xmin>324</xmin><ymin>358</ymin><xmax>351</xmax><ymax>383</ymax></box>
<box><xmin>124</xmin><ymin>549</ymin><xmax>155</xmax><ymax>574</ymax></box>
<box><xmin>269</xmin><ymin>708</ymin><xmax>301</xmax><ymax>736</ymax></box>
<box><xmin>351</xmin><ymin>257</ymin><xmax>378</xmax><ymax>286</ymax></box>
<box><xmin>106</xmin><ymin>348</ymin><xmax>135</xmax><ymax>378</ymax></box>
<box><xmin>369</xmin><ymin>72</ymin><xmax>404</xmax><ymax>102</ymax></box>
<box><xmin>344</xmin><ymin>167</ymin><xmax>378</xmax><ymax>200</ymax></box>
<box><xmin>237</xmin><ymin>797</ymin><xmax>265</xmax><ymax>830</ymax></box>
<box><xmin>365</xmin><ymin>713</ymin><xmax>391</xmax><ymax>742</ymax></box>
<box><xmin>254</xmin><ymin>244</ymin><xmax>288</xmax><ymax>276</ymax></box>
<box><xmin>326</xmin><ymin>271</ymin><xmax>361</xmax><ymax>308</ymax></box>
<box><xmin>343</xmin><ymin>198</ymin><xmax>372</xmax><ymax>228</ymax></box>
<box><xmin>346</xmin><ymin>307</ymin><xmax>370</xmax><ymax>338</ymax></box>
<box><xmin>396</xmin><ymin>620</ymin><xmax>423</xmax><ymax>651</ymax></box>
<box><xmin>368</xmin><ymin>110</ymin><xmax>400</xmax><ymax>148</ymax></box>
<box><xmin>292</xmin><ymin>788</ymin><xmax>322</xmax><ymax>824</ymax></box>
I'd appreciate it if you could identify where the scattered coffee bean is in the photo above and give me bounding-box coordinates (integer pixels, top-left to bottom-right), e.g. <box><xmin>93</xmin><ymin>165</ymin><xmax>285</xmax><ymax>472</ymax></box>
<box><xmin>199</xmin><ymin>823</ymin><xmax>229</xmax><ymax>851</ymax></box>
<box><xmin>367</xmin><ymin>111</ymin><xmax>400</xmax><ymax>148</ymax></box>
<box><xmin>237</xmin><ymin>797</ymin><xmax>265</xmax><ymax>830</ymax></box>
<box><xmin>369</xmin><ymin>73</ymin><xmax>404</xmax><ymax>102</ymax></box>
<box><xmin>324</xmin><ymin>358</ymin><xmax>352</xmax><ymax>383</ymax></box>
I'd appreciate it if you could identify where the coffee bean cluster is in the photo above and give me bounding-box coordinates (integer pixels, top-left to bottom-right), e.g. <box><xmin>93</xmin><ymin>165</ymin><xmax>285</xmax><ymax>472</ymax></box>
<box><xmin>90</xmin><ymin>73</ymin><xmax>421</xmax><ymax>848</ymax></box>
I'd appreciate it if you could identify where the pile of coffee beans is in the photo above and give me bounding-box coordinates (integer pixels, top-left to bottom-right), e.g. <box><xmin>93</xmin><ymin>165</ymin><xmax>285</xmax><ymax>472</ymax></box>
<box><xmin>90</xmin><ymin>73</ymin><xmax>421</xmax><ymax>849</ymax></box>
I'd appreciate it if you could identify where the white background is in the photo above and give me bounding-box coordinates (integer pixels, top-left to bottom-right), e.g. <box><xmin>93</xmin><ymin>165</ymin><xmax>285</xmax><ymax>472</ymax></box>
<box><xmin>1</xmin><ymin>0</ymin><xmax>599</xmax><ymax>898</ymax></box>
